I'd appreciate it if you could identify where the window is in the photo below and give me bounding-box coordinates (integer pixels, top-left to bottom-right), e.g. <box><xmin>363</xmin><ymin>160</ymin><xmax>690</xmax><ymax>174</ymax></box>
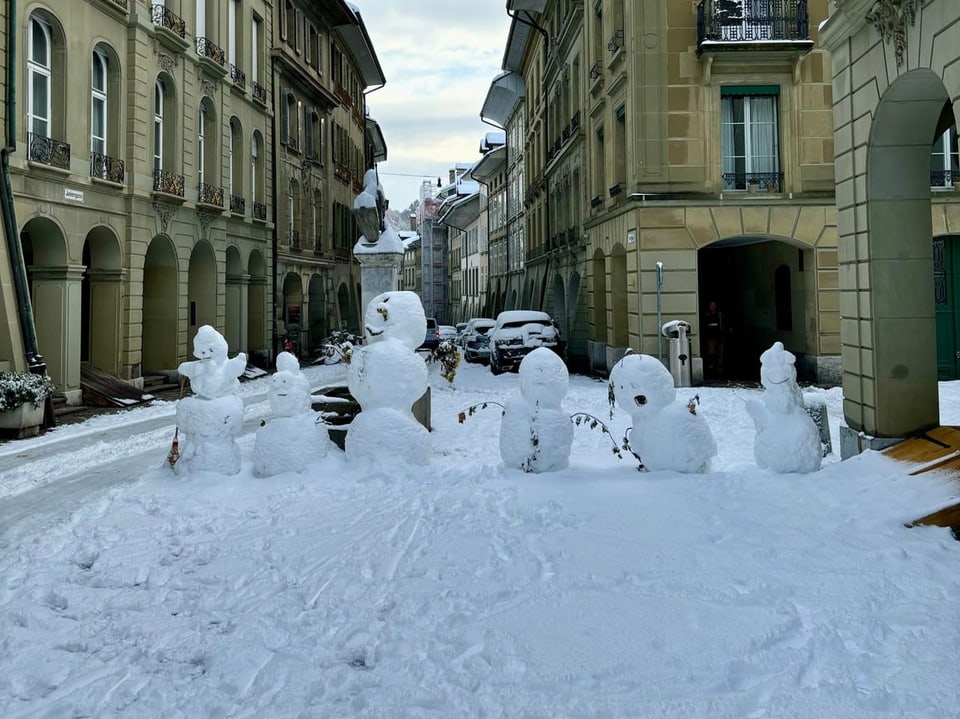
<box><xmin>931</xmin><ymin>125</ymin><xmax>959</xmax><ymax>187</ymax></box>
<box><xmin>196</xmin><ymin>0</ymin><xmax>206</xmax><ymax>40</ymax></box>
<box><xmin>721</xmin><ymin>86</ymin><xmax>780</xmax><ymax>191</ymax></box>
<box><xmin>716</xmin><ymin>0</ymin><xmax>776</xmax><ymax>42</ymax></box>
<box><xmin>91</xmin><ymin>50</ymin><xmax>107</xmax><ymax>159</ymax></box>
<box><xmin>153</xmin><ymin>79</ymin><xmax>164</xmax><ymax>172</ymax></box>
<box><xmin>613</xmin><ymin>104</ymin><xmax>626</xmax><ymax>191</ymax></box>
<box><xmin>251</xmin><ymin>16</ymin><xmax>261</xmax><ymax>82</ymax></box>
<box><xmin>288</xmin><ymin>181</ymin><xmax>295</xmax><ymax>238</ymax></box>
<box><xmin>27</xmin><ymin>15</ymin><xmax>52</xmax><ymax>139</ymax></box>
<box><xmin>228</xmin><ymin>0</ymin><xmax>239</xmax><ymax>66</ymax></box>
<box><xmin>229</xmin><ymin>118</ymin><xmax>242</xmax><ymax>196</ymax></box>
<box><xmin>198</xmin><ymin>104</ymin><xmax>206</xmax><ymax>187</ymax></box>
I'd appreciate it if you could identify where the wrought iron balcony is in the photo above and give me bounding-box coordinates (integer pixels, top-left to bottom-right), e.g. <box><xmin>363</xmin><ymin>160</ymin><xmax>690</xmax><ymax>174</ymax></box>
<box><xmin>253</xmin><ymin>201</ymin><xmax>267</xmax><ymax>221</ymax></box>
<box><xmin>196</xmin><ymin>37</ymin><xmax>225</xmax><ymax>67</ymax></box>
<box><xmin>722</xmin><ymin>171</ymin><xmax>783</xmax><ymax>192</ymax></box>
<box><xmin>27</xmin><ymin>132</ymin><xmax>70</xmax><ymax>170</ymax></box>
<box><xmin>198</xmin><ymin>182</ymin><xmax>224</xmax><ymax>207</ymax></box>
<box><xmin>151</xmin><ymin>4</ymin><xmax>186</xmax><ymax>40</ymax></box>
<box><xmin>590</xmin><ymin>194</ymin><xmax>603</xmax><ymax>208</ymax></box>
<box><xmin>698</xmin><ymin>0</ymin><xmax>809</xmax><ymax>49</ymax></box>
<box><xmin>571</xmin><ymin>110</ymin><xmax>581</xmax><ymax>131</ymax></box>
<box><xmin>229</xmin><ymin>63</ymin><xmax>246</xmax><ymax>90</ymax></box>
<box><xmin>90</xmin><ymin>152</ymin><xmax>124</xmax><ymax>183</ymax></box>
<box><xmin>609</xmin><ymin>183</ymin><xmax>623</xmax><ymax>197</ymax></box>
<box><xmin>230</xmin><ymin>194</ymin><xmax>245</xmax><ymax>214</ymax></box>
<box><xmin>589</xmin><ymin>60</ymin><xmax>602</xmax><ymax>82</ymax></box>
<box><xmin>252</xmin><ymin>81</ymin><xmax>267</xmax><ymax>105</ymax></box>
<box><xmin>931</xmin><ymin>170</ymin><xmax>958</xmax><ymax>188</ymax></box>
<box><xmin>289</xmin><ymin>230</ymin><xmax>301</xmax><ymax>250</ymax></box>
<box><xmin>153</xmin><ymin>168</ymin><xmax>185</xmax><ymax>197</ymax></box>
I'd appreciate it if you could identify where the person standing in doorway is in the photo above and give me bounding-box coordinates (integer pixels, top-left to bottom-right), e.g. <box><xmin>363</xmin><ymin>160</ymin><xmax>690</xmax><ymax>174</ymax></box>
<box><xmin>704</xmin><ymin>300</ymin><xmax>725</xmax><ymax>377</ymax></box>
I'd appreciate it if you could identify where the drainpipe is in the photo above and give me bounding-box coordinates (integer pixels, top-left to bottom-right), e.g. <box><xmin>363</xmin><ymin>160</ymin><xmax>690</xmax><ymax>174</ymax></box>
<box><xmin>269</xmin><ymin>56</ymin><xmax>279</xmax><ymax>366</ymax></box>
<box><xmin>2</xmin><ymin>0</ymin><xmax>46</xmax><ymax>377</ymax></box>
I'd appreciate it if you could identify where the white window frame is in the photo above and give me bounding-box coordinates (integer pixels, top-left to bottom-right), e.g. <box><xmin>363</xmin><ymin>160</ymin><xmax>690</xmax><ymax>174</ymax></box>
<box><xmin>252</xmin><ymin>16</ymin><xmax>261</xmax><ymax>82</ymax></box>
<box><xmin>931</xmin><ymin>127</ymin><xmax>959</xmax><ymax>188</ymax></box>
<box><xmin>228</xmin><ymin>128</ymin><xmax>235</xmax><ymax>195</ymax></box>
<box><xmin>720</xmin><ymin>91</ymin><xmax>780</xmax><ymax>192</ymax></box>
<box><xmin>198</xmin><ymin>104</ymin><xmax>206</xmax><ymax>187</ymax></box>
<box><xmin>251</xmin><ymin>133</ymin><xmax>258</xmax><ymax>201</ymax></box>
<box><xmin>153</xmin><ymin>79</ymin><xmax>164</xmax><ymax>173</ymax></box>
<box><xmin>27</xmin><ymin>14</ymin><xmax>52</xmax><ymax>140</ymax></box>
<box><xmin>196</xmin><ymin>0</ymin><xmax>206</xmax><ymax>40</ymax></box>
<box><xmin>91</xmin><ymin>49</ymin><xmax>107</xmax><ymax>158</ymax></box>
<box><xmin>228</xmin><ymin>0</ymin><xmax>238</xmax><ymax>66</ymax></box>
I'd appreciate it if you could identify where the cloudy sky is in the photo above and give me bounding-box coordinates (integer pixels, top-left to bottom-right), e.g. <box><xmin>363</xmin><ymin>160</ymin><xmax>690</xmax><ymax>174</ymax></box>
<box><xmin>355</xmin><ymin>1</ymin><xmax>513</xmax><ymax>212</ymax></box>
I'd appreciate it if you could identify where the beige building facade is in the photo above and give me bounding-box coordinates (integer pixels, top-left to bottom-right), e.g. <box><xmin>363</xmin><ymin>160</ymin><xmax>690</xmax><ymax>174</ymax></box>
<box><xmin>6</xmin><ymin>0</ymin><xmax>275</xmax><ymax>399</ymax></box>
<box><xmin>821</xmin><ymin>0</ymin><xmax>960</xmax><ymax>448</ymax></box>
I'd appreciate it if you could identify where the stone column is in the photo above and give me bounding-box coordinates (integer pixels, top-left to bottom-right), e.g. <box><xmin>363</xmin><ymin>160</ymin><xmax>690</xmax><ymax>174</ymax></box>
<box><xmin>31</xmin><ymin>265</ymin><xmax>85</xmax><ymax>392</ymax></box>
<box><xmin>85</xmin><ymin>268</ymin><xmax>124</xmax><ymax>376</ymax></box>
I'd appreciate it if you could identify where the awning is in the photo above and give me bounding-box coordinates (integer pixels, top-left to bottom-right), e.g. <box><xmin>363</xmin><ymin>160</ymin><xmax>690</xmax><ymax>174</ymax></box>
<box><xmin>480</xmin><ymin>71</ymin><xmax>526</xmax><ymax>127</ymax></box>
<box><xmin>365</xmin><ymin>117</ymin><xmax>387</xmax><ymax>163</ymax></box>
<box><xmin>502</xmin><ymin>17</ymin><xmax>533</xmax><ymax>73</ymax></box>
<box><xmin>334</xmin><ymin>9</ymin><xmax>386</xmax><ymax>89</ymax></box>
<box><xmin>507</xmin><ymin>0</ymin><xmax>547</xmax><ymax>11</ymax></box>
<box><xmin>471</xmin><ymin>146</ymin><xmax>507</xmax><ymax>183</ymax></box>
<box><xmin>439</xmin><ymin>193</ymin><xmax>480</xmax><ymax>231</ymax></box>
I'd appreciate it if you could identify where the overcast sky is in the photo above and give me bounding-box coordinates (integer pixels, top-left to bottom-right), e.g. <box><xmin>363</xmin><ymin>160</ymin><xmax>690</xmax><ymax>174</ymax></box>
<box><xmin>355</xmin><ymin>1</ymin><xmax>513</xmax><ymax>213</ymax></box>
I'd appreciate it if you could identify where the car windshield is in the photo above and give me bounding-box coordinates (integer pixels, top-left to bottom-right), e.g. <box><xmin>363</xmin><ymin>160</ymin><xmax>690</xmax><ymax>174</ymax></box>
<box><xmin>502</xmin><ymin>320</ymin><xmax>551</xmax><ymax>330</ymax></box>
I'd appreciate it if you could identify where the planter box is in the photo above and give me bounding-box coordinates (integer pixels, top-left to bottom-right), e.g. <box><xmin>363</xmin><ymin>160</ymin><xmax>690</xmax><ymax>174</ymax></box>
<box><xmin>0</xmin><ymin>402</ymin><xmax>44</xmax><ymax>438</ymax></box>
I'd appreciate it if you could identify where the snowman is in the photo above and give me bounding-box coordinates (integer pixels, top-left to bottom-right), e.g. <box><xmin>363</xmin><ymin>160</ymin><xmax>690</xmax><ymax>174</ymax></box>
<box><xmin>609</xmin><ymin>352</ymin><xmax>716</xmax><ymax>473</ymax></box>
<box><xmin>745</xmin><ymin>341</ymin><xmax>821</xmax><ymax>474</ymax></box>
<box><xmin>253</xmin><ymin>351</ymin><xmax>331</xmax><ymax>477</ymax></box>
<box><xmin>345</xmin><ymin>290</ymin><xmax>430</xmax><ymax>466</ymax></box>
<box><xmin>500</xmin><ymin>347</ymin><xmax>574</xmax><ymax>473</ymax></box>
<box><xmin>175</xmin><ymin>325</ymin><xmax>247</xmax><ymax>475</ymax></box>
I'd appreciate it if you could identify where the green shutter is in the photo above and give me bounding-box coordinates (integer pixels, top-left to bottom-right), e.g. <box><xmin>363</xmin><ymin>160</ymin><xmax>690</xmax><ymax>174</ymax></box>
<box><xmin>279</xmin><ymin>88</ymin><xmax>289</xmax><ymax>144</ymax></box>
<box><xmin>721</xmin><ymin>85</ymin><xmax>779</xmax><ymax>96</ymax></box>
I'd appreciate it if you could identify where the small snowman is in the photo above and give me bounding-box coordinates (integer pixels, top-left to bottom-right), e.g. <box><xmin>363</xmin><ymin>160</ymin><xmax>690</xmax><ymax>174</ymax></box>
<box><xmin>745</xmin><ymin>341</ymin><xmax>821</xmax><ymax>474</ymax></box>
<box><xmin>253</xmin><ymin>352</ymin><xmax>331</xmax><ymax>477</ymax></box>
<box><xmin>500</xmin><ymin>347</ymin><xmax>574</xmax><ymax>473</ymax></box>
<box><xmin>345</xmin><ymin>290</ymin><xmax>430</xmax><ymax>466</ymax></box>
<box><xmin>609</xmin><ymin>353</ymin><xmax>717</xmax><ymax>473</ymax></box>
<box><xmin>175</xmin><ymin>325</ymin><xmax>247</xmax><ymax>475</ymax></box>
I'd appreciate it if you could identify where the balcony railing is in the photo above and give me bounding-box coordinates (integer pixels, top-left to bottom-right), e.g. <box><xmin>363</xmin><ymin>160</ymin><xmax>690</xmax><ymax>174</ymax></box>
<box><xmin>722</xmin><ymin>171</ymin><xmax>783</xmax><ymax>192</ymax></box>
<box><xmin>252</xmin><ymin>81</ymin><xmax>267</xmax><ymax>105</ymax></box>
<box><xmin>253</xmin><ymin>201</ymin><xmax>267</xmax><ymax>221</ymax></box>
<box><xmin>931</xmin><ymin>170</ymin><xmax>958</xmax><ymax>188</ymax></box>
<box><xmin>151</xmin><ymin>4</ymin><xmax>186</xmax><ymax>40</ymax></box>
<box><xmin>27</xmin><ymin>132</ymin><xmax>70</xmax><ymax>170</ymax></box>
<box><xmin>196</xmin><ymin>37</ymin><xmax>225</xmax><ymax>67</ymax></box>
<box><xmin>230</xmin><ymin>194</ymin><xmax>245</xmax><ymax>214</ymax></box>
<box><xmin>198</xmin><ymin>181</ymin><xmax>224</xmax><ymax>207</ymax></box>
<box><xmin>229</xmin><ymin>63</ymin><xmax>246</xmax><ymax>90</ymax></box>
<box><xmin>289</xmin><ymin>230</ymin><xmax>301</xmax><ymax>250</ymax></box>
<box><xmin>90</xmin><ymin>151</ymin><xmax>124</xmax><ymax>183</ymax></box>
<box><xmin>153</xmin><ymin>168</ymin><xmax>185</xmax><ymax>197</ymax></box>
<box><xmin>589</xmin><ymin>60</ymin><xmax>602</xmax><ymax>82</ymax></box>
<box><xmin>698</xmin><ymin>0</ymin><xmax>809</xmax><ymax>46</ymax></box>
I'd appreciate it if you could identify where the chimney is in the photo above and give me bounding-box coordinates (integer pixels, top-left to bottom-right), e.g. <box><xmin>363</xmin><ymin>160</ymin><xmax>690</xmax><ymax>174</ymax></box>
<box><xmin>409</xmin><ymin>214</ymin><xmax>417</xmax><ymax>232</ymax></box>
<box><xmin>449</xmin><ymin>169</ymin><xmax>456</xmax><ymax>184</ymax></box>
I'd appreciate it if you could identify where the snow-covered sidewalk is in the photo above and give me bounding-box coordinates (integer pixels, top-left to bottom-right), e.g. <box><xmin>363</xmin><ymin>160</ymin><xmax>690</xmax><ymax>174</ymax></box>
<box><xmin>1</xmin><ymin>363</ymin><xmax>959</xmax><ymax>717</ymax></box>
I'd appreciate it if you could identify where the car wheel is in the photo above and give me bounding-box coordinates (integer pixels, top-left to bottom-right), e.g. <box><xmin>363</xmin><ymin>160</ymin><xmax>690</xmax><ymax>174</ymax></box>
<box><xmin>490</xmin><ymin>352</ymin><xmax>504</xmax><ymax>375</ymax></box>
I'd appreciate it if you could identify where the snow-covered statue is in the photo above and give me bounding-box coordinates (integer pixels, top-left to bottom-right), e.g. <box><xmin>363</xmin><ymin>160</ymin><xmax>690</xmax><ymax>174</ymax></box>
<box><xmin>353</xmin><ymin>168</ymin><xmax>386</xmax><ymax>246</ymax></box>
<box><xmin>253</xmin><ymin>352</ymin><xmax>331</xmax><ymax>477</ymax></box>
<box><xmin>500</xmin><ymin>347</ymin><xmax>574</xmax><ymax>473</ymax></box>
<box><xmin>175</xmin><ymin>325</ymin><xmax>247</xmax><ymax>475</ymax></box>
<box><xmin>609</xmin><ymin>352</ymin><xmax>716</xmax><ymax>473</ymax></box>
<box><xmin>345</xmin><ymin>290</ymin><xmax>429</xmax><ymax>466</ymax></box>
<box><xmin>745</xmin><ymin>341</ymin><xmax>821</xmax><ymax>474</ymax></box>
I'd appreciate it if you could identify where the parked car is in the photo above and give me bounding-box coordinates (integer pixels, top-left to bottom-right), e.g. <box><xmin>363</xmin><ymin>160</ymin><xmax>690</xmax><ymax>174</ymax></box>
<box><xmin>438</xmin><ymin>325</ymin><xmax>459</xmax><ymax>342</ymax></box>
<box><xmin>419</xmin><ymin>317</ymin><xmax>440</xmax><ymax>350</ymax></box>
<box><xmin>459</xmin><ymin>317</ymin><xmax>495</xmax><ymax>348</ymax></box>
<box><xmin>488</xmin><ymin>310</ymin><xmax>561</xmax><ymax>374</ymax></box>
<box><xmin>455</xmin><ymin>322</ymin><xmax>469</xmax><ymax>341</ymax></box>
<box><xmin>462</xmin><ymin>318</ymin><xmax>497</xmax><ymax>364</ymax></box>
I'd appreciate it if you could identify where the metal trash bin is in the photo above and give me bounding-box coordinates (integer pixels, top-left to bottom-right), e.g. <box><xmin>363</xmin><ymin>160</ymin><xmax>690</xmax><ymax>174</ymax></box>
<box><xmin>661</xmin><ymin>320</ymin><xmax>693</xmax><ymax>387</ymax></box>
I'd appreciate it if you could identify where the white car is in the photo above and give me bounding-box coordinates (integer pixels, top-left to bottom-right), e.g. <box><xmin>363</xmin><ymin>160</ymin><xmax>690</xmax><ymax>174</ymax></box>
<box><xmin>461</xmin><ymin>318</ymin><xmax>497</xmax><ymax>363</ymax></box>
<box><xmin>488</xmin><ymin>310</ymin><xmax>561</xmax><ymax>374</ymax></box>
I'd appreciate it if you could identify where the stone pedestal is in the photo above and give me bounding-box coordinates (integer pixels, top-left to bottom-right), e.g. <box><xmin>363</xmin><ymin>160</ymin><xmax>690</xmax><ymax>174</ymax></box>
<box><xmin>353</xmin><ymin>230</ymin><xmax>404</xmax><ymax>317</ymax></box>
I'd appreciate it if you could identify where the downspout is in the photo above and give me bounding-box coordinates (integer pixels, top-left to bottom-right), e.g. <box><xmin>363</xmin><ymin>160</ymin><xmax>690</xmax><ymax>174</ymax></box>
<box><xmin>2</xmin><ymin>0</ymin><xmax>46</xmax><ymax>376</ymax></box>
<box><xmin>269</xmin><ymin>55</ymin><xmax>278</xmax><ymax>365</ymax></box>
<box><xmin>507</xmin><ymin>7</ymin><xmax>550</xmax><ymax>312</ymax></box>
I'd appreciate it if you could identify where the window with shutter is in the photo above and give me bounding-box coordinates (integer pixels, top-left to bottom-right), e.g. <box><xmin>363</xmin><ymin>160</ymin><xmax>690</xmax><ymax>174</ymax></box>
<box><xmin>305</xmin><ymin>109</ymin><xmax>314</xmax><ymax>159</ymax></box>
<box><xmin>279</xmin><ymin>88</ymin><xmax>289</xmax><ymax>144</ymax></box>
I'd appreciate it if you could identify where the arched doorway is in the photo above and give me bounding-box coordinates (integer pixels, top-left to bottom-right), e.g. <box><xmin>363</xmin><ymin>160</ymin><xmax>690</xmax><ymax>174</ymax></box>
<box><xmin>933</xmin><ymin>234</ymin><xmax>960</xmax><ymax>379</ymax></box>
<box><xmin>610</xmin><ymin>244</ymin><xmax>628</xmax><ymax>347</ymax></box>
<box><xmin>282</xmin><ymin>272</ymin><xmax>303</xmax><ymax>353</ymax></box>
<box><xmin>224</xmin><ymin>245</ymin><xmax>243</xmax><ymax>353</ymax></box>
<box><xmin>591</xmin><ymin>249</ymin><xmax>607</xmax><ymax>342</ymax></box>
<box><xmin>336</xmin><ymin>282</ymin><xmax>350</xmax><ymax>332</ymax></box>
<box><xmin>81</xmin><ymin>226</ymin><xmax>123</xmax><ymax>374</ymax></box>
<box><xmin>20</xmin><ymin>216</ymin><xmax>71</xmax><ymax>388</ymax></box>
<box><xmin>308</xmin><ymin>273</ymin><xmax>327</xmax><ymax>351</ymax></box>
<box><xmin>142</xmin><ymin>236</ymin><xmax>178</xmax><ymax>371</ymax></box>
<box><xmin>247</xmin><ymin>250</ymin><xmax>266</xmax><ymax>355</ymax></box>
<box><xmin>188</xmin><ymin>241</ymin><xmax>217</xmax><ymax>332</ymax></box>
<box><xmin>551</xmin><ymin>273</ymin><xmax>567</xmax><ymax>335</ymax></box>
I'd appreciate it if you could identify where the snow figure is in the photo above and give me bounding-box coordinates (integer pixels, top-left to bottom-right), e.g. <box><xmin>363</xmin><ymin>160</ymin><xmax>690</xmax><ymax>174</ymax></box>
<box><xmin>745</xmin><ymin>342</ymin><xmax>822</xmax><ymax>474</ymax></box>
<box><xmin>609</xmin><ymin>352</ymin><xmax>717</xmax><ymax>473</ymax></box>
<box><xmin>253</xmin><ymin>351</ymin><xmax>331</xmax><ymax>477</ymax></box>
<box><xmin>500</xmin><ymin>347</ymin><xmax>574</xmax><ymax>473</ymax></box>
<box><xmin>345</xmin><ymin>290</ymin><xmax>429</xmax><ymax>466</ymax></box>
<box><xmin>175</xmin><ymin>325</ymin><xmax>247</xmax><ymax>475</ymax></box>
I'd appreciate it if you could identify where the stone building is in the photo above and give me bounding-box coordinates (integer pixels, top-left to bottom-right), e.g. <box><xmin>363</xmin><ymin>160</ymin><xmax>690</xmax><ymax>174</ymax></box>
<box><xmin>272</xmin><ymin>0</ymin><xmax>385</xmax><ymax>353</ymax></box>
<box><xmin>2</xmin><ymin>0</ymin><xmax>275</xmax><ymax>399</ymax></box>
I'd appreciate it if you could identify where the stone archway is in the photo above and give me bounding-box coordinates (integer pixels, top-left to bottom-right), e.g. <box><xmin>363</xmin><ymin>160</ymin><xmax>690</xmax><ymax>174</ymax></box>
<box><xmin>224</xmin><ymin>245</ymin><xmax>244</xmax><ymax>353</ymax></box>
<box><xmin>247</xmin><ymin>250</ymin><xmax>266</xmax><ymax>354</ymax></box>
<box><xmin>81</xmin><ymin>225</ymin><xmax>123</xmax><ymax>375</ymax></box>
<box><xmin>142</xmin><ymin>236</ymin><xmax>179</xmax><ymax>372</ymax></box>
<box><xmin>188</xmin><ymin>241</ymin><xmax>218</xmax><ymax>332</ymax></box>
<box><xmin>822</xmin><ymin>0</ymin><xmax>960</xmax><ymax>448</ymax></box>
<box><xmin>308</xmin><ymin>273</ymin><xmax>328</xmax><ymax>352</ymax></box>
<box><xmin>610</xmin><ymin>244</ymin><xmax>628</xmax><ymax>348</ymax></box>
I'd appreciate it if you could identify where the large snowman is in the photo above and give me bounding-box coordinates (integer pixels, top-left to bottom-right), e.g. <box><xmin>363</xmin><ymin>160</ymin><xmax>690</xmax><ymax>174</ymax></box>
<box><xmin>253</xmin><ymin>351</ymin><xmax>331</xmax><ymax>476</ymax></box>
<box><xmin>500</xmin><ymin>347</ymin><xmax>574</xmax><ymax>473</ymax></box>
<box><xmin>745</xmin><ymin>342</ymin><xmax>821</xmax><ymax>474</ymax></box>
<box><xmin>175</xmin><ymin>325</ymin><xmax>247</xmax><ymax>475</ymax></box>
<box><xmin>345</xmin><ymin>290</ymin><xmax>429</xmax><ymax>466</ymax></box>
<box><xmin>609</xmin><ymin>352</ymin><xmax>716</xmax><ymax>473</ymax></box>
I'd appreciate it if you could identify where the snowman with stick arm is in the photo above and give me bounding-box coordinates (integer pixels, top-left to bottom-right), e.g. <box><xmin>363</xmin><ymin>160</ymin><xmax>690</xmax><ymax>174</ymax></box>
<box><xmin>609</xmin><ymin>352</ymin><xmax>717</xmax><ymax>473</ymax></box>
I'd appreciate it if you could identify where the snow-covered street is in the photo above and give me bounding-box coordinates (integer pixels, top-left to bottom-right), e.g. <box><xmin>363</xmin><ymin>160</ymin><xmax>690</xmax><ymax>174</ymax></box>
<box><xmin>2</xmin><ymin>362</ymin><xmax>959</xmax><ymax>718</ymax></box>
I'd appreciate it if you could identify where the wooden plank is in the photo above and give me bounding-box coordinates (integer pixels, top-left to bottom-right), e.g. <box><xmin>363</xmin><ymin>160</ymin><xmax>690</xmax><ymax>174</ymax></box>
<box><xmin>81</xmin><ymin>363</ymin><xmax>151</xmax><ymax>408</ymax></box>
<box><xmin>882</xmin><ymin>427</ymin><xmax>960</xmax><ymax>464</ymax></box>
<box><xmin>908</xmin><ymin>502</ymin><xmax>960</xmax><ymax>529</ymax></box>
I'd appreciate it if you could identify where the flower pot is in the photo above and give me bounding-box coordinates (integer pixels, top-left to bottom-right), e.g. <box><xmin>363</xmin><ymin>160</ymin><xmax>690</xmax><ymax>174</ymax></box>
<box><xmin>0</xmin><ymin>402</ymin><xmax>44</xmax><ymax>438</ymax></box>
<box><xmin>747</xmin><ymin>182</ymin><xmax>759</xmax><ymax>194</ymax></box>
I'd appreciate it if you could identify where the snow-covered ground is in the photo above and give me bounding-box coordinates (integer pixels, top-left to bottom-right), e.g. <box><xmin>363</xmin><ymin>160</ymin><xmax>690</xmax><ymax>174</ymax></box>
<box><xmin>2</xmin><ymin>361</ymin><xmax>959</xmax><ymax>718</ymax></box>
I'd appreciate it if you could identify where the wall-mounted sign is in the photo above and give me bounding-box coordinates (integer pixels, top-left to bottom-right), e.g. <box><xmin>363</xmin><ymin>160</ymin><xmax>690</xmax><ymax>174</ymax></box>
<box><xmin>64</xmin><ymin>188</ymin><xmax>84</xmax><ymax>202</ymax></box>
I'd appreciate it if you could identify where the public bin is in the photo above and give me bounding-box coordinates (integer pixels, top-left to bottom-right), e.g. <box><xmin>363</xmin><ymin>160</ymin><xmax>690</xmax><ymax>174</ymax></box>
<box><xmin>661</xmin><ymin>319</ymin><xmax>692</xmax><ymax>387</ymax></box>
